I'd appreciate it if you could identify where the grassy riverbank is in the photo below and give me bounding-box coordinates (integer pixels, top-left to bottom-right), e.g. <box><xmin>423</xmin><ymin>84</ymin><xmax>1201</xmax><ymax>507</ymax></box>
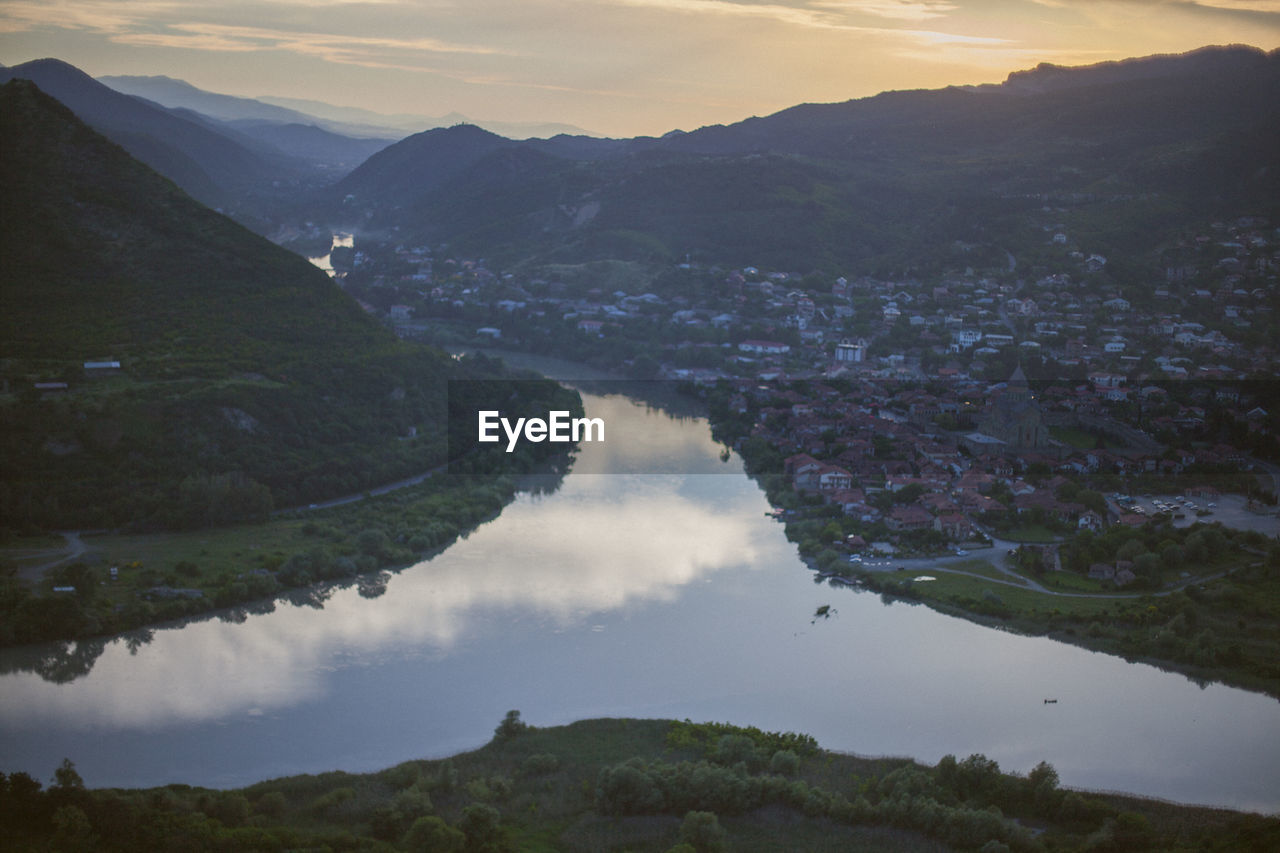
<box><xmin>703</xmin><ymin>388</ymin><xmax>1280</xmax><ymax>701</ymax></box>
<box><xmin>0</xmin><ymin>353</ymin><xmax>583</xmax><ymax>651</ymax></box>
<box><xmin>836</xmin><ymin>554</ymin><xmax>1280</xmax><ymax>700</ymax></box>
<box><xmin>5</xmin><ymin>716</ymin><xmax>1275</xmax><ymax>852</ymax></box>
<box><xmin>0</xmin><ymin>472</ymin><xmax>532</xmax><ymax>647</ymax></box>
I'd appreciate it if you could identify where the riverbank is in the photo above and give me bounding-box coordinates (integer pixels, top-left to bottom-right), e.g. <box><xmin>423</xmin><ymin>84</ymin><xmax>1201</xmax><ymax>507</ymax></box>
<box><xmin>788</xmin><ymin>495</ymin><xmax>1280</xmax><ymax>700</ymax></box>
<box><xmin>0</xmin><ymin>364</ymin><xmax>583</xmax><ymax>650</ymax></box>
<box><xmin>7</xmin><ymin>716</ymin><xmax>1274</xmax><ymax>852</ymax></box>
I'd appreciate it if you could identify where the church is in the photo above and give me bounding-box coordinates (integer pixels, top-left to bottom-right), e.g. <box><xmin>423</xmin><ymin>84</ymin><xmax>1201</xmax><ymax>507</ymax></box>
<box><xmin>962</xmin><ymin>366</ymin><xmax>1050</xmax><ymax>454</ymax></box>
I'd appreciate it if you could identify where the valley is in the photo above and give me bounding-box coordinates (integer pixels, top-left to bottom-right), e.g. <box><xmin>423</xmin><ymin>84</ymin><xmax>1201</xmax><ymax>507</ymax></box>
<box><xmin>1</xmin><ymin>41</ymin><xmax>1279</xmax><ymax>851</ymax></box>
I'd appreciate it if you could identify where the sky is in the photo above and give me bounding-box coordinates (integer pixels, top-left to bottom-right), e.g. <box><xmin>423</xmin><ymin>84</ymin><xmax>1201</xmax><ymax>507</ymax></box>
<box><xmin>1</xmin><ymin>0</ymin><xmax>1277</xmax><ymax>137</ymax></box>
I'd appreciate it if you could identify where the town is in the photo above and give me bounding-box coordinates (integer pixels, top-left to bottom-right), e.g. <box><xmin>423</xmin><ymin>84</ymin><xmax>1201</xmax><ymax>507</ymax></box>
<box><xmin>301</xmin><ymin>212</ymin><xmax>1279</xmax><ymax>572</ymax></box>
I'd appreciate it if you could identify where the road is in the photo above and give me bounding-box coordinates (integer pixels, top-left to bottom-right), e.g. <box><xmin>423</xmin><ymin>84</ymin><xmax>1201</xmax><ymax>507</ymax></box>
<box><xmin>14</xmin><ymin>531</ymin><xmax>91</xmax><ymax>582</ymax></box>
<box><xmin>274</xmin><ymin>464</ymin><xmax>448</xmax><ymax>515</ymax></box>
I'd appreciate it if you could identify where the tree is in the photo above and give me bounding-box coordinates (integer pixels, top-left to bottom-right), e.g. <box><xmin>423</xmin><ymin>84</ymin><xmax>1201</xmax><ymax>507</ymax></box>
<box><xmin>52</xmin><ymin>758</ymin><xmax>83</xmax><ymax>791</ymax></box>
<box><xmin>494</xmin><ymin>709</ymin><xmax>528</xmax><ymax>741</ymax></box>
<box><xmin>458</xmin><ymin>803</ymin><xmax>510</xmax><ymax>853</ymax></box>
<box><xmin>50</xmin><ymin>805</ymin><xmax>96</xmax><ymax>853</ymax></box>
<box><xmin>1116</xmin><ymin>539</ymin><xmax>1147</xmax><ymax>562</ymax></box>
<box><xmin>680</xmin><ymin>810</ymin><xmax>727</xmax><ymax>853</ymax></box>
<box><xmin>404</xmin><ymin>815</ymin><xmax>464</xmax><ymax>853</ymax></box>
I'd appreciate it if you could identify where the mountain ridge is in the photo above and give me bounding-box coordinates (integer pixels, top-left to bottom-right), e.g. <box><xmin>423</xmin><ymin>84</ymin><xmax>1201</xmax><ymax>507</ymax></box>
<box><xmin>0</xmin><ymin>59</ymin><xmax>302</xmax><ymax>208</ymax></box>
<box><xmin>324</xmin><ymin>44</ymin><xmax>1280</xmax><ymax>271</ymax></box>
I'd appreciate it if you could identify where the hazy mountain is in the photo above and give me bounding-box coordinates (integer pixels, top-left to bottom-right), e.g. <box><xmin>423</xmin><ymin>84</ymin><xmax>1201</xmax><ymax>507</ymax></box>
<box><xmin>99</xmin><ymin>74</ymin><xmax>319</xmax><ymax>125</ymax></box>
<box><xmin>334</xmin><ymin>123</ymin><xmax>515</xmax><ymax>208</ymax></box>
<box><xmin>256</xmin><ymin>94</ymin><xmax>449</xmax><ymax>135</ymax></box>
<box><xmin>329</xmin><ymin>45</ymin><xmax>1279</xmax><ymax>271</ymax></box>
<box><xmin>0</xmin><ymin>59</ymin><xmax>304</xmax><ymax>208</ymax></box>
<box><xmin>0</xmin><ymin>78</ymin><xmax>454</xmax><ymax>529</ymax></box>
<box><xmin>258</xmin><ymin>93</ymin><xmax>598</xmax><ymax>139</ymax></box>
<box><xmin>223</xmin><ymin>120</ymin><xmax>394</xmax><ymax>172</ymax></box>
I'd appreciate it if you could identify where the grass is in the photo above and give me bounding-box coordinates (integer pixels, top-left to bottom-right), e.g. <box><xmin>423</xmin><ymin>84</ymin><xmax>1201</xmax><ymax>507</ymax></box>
<box><xmin>1030</xmin><ymin>570</ymin><xmax>1109</xmax><ymax>593</ymax></box>
<box><xmin>10</xmin><ymin>716</ymin><xmax>1274</xmax><ymax>852</ymax></box>
<box><xmin>1049</xmin><ymin>425</ymin><xmax>1101</xmax><ymax>450</ymax></box>
<box><xmin>862</xmin><ymin>553</ymin><xmax>1280</xmax><ymax>699</ymax></box>
<box><xmin>937</xmin><ymin>557</ymin><xmax>1026</xmax><ymax>584</ymax></box>
<box><xmin>882</xmin><ymin>569</ymin><xmax>1124</xmax><ymax>619</ymax></box>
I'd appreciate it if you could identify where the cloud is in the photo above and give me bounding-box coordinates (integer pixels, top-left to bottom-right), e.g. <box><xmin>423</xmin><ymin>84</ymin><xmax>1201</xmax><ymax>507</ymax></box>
<box><xmin>813</xmin><ymin>0</ymin><xmax>959</xmax><ymax>21</ymax></box>
<box><xmin>611</xmin><ymin>0</ymin><xmax>1007</xmax><ymax>43</ymax></box>
<box><xmin>111</xmin><ymin>21</ymin><xmax>510</xmax><ymax>63</ymax></box>
<box><xmin>1029</xmin><ymin>0</ymin><xmax>1280</xmax><ymax>14</ymax></box>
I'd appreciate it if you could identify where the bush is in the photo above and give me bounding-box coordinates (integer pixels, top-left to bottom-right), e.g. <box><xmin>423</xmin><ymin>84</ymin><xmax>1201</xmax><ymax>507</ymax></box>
<box><xmin>403</xmin><ymin>815</ymin><xmax>464</xmax><ymax>852</ymax></box>
<box><xmin>769</xmin><ymin>749</ymin><xmax>800</xmax><ymax>777</ymax></box>
<box><xmin>679</xmin><ymin>810</ymin><xmax>727</xmax><ymax>853</ymax></box>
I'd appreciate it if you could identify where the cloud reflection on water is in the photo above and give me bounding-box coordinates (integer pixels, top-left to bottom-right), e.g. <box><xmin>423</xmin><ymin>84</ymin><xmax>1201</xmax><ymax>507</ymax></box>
<box><xmin>0</xmin><ymin>398</ymin><xmax>770</xmax><ymax>729</ymax></box>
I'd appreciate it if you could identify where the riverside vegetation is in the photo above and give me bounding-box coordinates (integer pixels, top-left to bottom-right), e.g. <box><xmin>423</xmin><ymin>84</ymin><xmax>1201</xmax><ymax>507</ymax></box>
<box><xmin>3</xmin><ymin>715</ymin><xmax>1276</xmax><ymax>852</ymax></box>
<box><xmin>705</xmin><ymin>383</ymin><xmax>1280</xmax><ymax>700</ymax></box>
<box><xmin>0</xmin><ymin>81</ymin><xmax>583</xmax><ymax>648</ymax></box>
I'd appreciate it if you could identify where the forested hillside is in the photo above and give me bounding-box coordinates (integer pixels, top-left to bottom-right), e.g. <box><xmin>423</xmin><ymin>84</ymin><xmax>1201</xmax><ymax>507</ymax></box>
<box><xmin>0</xmin><ymin>80</ymin><xmax>563</xmax><ymax>532</ymax></box>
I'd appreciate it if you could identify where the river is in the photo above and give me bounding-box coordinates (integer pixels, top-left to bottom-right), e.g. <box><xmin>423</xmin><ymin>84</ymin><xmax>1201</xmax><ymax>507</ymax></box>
<box><xmin>1</xmin><ymin>389</ymin><xmax>1278</xmax><ymax>814</ymax></box>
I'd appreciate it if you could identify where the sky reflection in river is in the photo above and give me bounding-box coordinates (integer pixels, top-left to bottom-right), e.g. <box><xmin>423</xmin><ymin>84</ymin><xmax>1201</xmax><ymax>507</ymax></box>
<box><xmin>1</xmin><ymin>393</ymin><xmax>1278</xmax><ymax>813</ymax></box>
<box><xmin>0</xmin><ymin>396</ymin><xmax>763</xmax><ymax>728</ymax></box>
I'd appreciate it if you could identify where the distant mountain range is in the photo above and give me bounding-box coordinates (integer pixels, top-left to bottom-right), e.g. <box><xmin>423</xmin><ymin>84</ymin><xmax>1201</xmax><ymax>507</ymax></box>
<box><xmin>0</xmin><ymin>59</ymin><xmax>596</xmax><ymax>225</ymax></box>
<box><xmin>328</xmin><ymin>45</ymin><xmax>1279</xmax><ymax>272</ymax></box>
<box><xmin>99</xmin><ymin>74</ymin><xmax>597</xmax><ymax>140</ymax></box>
<box><xmin>0</xmin><ymin>59</ymin><xmax>299</xmax><ymax>209</ymax></box>
<box><xmin>3</xmin><ymin>45</ymin><xmax>1276</xmax><ymax>274</ymax></box>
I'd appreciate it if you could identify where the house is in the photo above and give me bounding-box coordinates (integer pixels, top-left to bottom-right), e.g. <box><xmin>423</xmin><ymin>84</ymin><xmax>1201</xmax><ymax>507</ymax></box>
<box><xmin>1088</xmin><ymin>563</ymin><xmax>1115</xmax><ymax>581</ymax></box>
<box><xmin>815</xmin><ymin>465</ymin><xmax>854</xmax><ymax>493</ymax></box>
<box><xmin>933</xmin><ymin>512</ymin><xmax>973</xmax><ymax>540</ymax></box>
<box><xmin>1078</xmin><ymin>510</ymin><xmax>1104</xmax><ymax>532</ymax></box>
<box><xmin>886</xmin><ymin>505</ymin><xmax>934</xmax><ymax>532</ymax></box>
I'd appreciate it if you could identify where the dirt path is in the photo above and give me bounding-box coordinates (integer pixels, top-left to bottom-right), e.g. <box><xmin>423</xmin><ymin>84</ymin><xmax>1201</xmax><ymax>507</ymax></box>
<box><xmin>15</xmin><ymin>531</ymin><xmax>89</xmax><ymax>582</ymax></box>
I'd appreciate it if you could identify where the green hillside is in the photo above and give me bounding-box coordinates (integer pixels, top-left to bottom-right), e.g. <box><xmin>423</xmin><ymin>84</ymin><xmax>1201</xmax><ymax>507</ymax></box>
<box><xmin>0</xmin><ymin>79</ymin><xmax>559</xmax><ymax>532</ymax></box>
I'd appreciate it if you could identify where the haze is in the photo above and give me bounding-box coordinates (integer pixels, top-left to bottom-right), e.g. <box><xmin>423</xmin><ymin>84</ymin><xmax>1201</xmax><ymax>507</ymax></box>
<box><xmin>1</xmin><ymin>0</ymin><xmax>1277</xmax><ymax>137</ymax></box>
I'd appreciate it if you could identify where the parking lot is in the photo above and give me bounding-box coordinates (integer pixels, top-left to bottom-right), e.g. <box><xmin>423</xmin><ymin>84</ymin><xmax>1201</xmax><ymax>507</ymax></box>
<box><xmin>1120</xmin><ymin>493</ymin><xmax>1279</xmax><ymax>537</ymax></box>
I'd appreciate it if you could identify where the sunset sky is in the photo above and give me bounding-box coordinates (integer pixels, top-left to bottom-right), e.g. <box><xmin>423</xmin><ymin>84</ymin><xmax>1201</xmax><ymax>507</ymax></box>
<box><xmin>1</xmin><ymin>1</ymin><xmax>1277</xmax><ymax>137</ymax></box>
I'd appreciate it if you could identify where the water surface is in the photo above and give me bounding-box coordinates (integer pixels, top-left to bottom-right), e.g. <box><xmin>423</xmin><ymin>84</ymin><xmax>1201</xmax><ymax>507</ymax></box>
<box><xmin>1</xmin><ymin>392</ymin><xmax>1277</xmax><ymax>814</ymax></box>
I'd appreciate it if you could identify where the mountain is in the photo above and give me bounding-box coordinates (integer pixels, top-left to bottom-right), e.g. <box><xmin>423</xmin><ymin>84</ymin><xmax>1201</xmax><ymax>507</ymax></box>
<box><xmin>0</xmin><ymin>78</ymin><xmax>457</xmax><ymax>530</ymax></box>
<box><xmin>222</xmin><ymin>120</ymin><xmax>394</xmax><ymax>173</ymax></box>
<box><xmin>148</xmin><ymin>101</ymin><xmax>394</xmax><ymax>175</ymax></box>
<box><xmin>100</xmin><ymin>76</ymin><xmax>600</xmax><ymax>140</ymax></box>
<box><xmin>334</xmin><ymin>123</ymin><xmax>515</xmax><ymax>208</ymax></box>
<box><xmin>0</xmin><ymin>59</ymin><xmax>302</xmax><ymax>208</ymax></box>
<box><xmin>326</xmin><ymin>45</ymin><xmax>1280</xmax><ymax>271</ymax></box>
<box><xmin>98</xmin><ymin>74</ymin><xmax>321</xmax><ymax>126</ymax></box>
<box><xmin>259</xmin><ymin>93</ymin><xmax>598</xmax><ymax>139</ymax></box>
